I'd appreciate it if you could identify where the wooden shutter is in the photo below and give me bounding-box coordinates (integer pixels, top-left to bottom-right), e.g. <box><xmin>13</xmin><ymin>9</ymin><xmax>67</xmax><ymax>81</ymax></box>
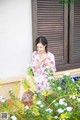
<box><xmin>69</xmin><ymin>4</ymin><xmax>80</xmax><ymax>63</ymax></box>
<box><xmin>32</xmin><ymin>0</ymin><xmax>68</xmax><ymax>65</ymax></box>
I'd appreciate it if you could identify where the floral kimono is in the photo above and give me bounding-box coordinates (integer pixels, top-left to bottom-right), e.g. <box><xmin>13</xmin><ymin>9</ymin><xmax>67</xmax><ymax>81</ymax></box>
<box><xmin>32</xmin><ymin>51</ymin><xmax>56</xmax><ymax>92</ymax></box>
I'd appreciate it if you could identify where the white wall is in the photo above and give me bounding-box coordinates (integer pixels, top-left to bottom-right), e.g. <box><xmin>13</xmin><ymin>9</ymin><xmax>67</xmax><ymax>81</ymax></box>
<box><xmin>0</xmin><ymin>0</ymin><xmax>32</xmax><ymax>78</ymax></box>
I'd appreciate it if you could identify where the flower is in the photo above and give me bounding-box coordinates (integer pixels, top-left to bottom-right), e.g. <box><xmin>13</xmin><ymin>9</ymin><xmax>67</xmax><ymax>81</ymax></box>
<box><xmin>64</xmin><ymin>103</ymin><xmax>67</xmax><ymax>106</ymax></box>
<box><xmin>45</xmin><ymin>108</ymin><xmax>53</xmax><ymax>113</ymax></box>
<box><xmin>0</xmin><ymin>96</ymin><xmax>5</xmax><ymax>102</ymax></box>
<box><xmin>41</xmin><ymin>90</ymin><xmax>50</xmax><ymax>96</ymax></box>
<box><xmin>11</xmin><ymin>116</ymin><xmax>17</xmax><ymax>120</ymax></box>
<box><xmin>59</xmin><ymin>101</ymin><xmax>65</xmax><ymax>105</ymax></box>
<box><xmin>55</xmin><ymin>103</ymin><xmax>58</xmax><ymax>106</ymax></box>
<box><xmin>0</xmin><ymin>66</ymin><xmax>80</xmax><ymax>120</ymax></box>
<box><xmin>40</xmin><ymin>104</ymin><xmax>44</xmax><ymax>107</ymax></box>
<box><xmin>36</xmin><ymin>100</ymin><xmax>41</xmax><ymax>105</ymax></box>
<box><xmin>59</xmin><ymin>98</ymin><xmax>65</xmax><ymax>102</ymax></box>
<box><xmin>72</xmin><ymin>95</ymin><xmax>76</xmax><ymax>99</ymax></box>
<box><xmin>70</xmin><ymin>95</ymin><xmax>76</xmax><ymax>99</ymax></box>
<box><xmin>77</xmin><ymin>97</ymin><xmax>80</xmax><ymax>102</ymax></box>
<box><xmin>60</xmin><ymin>113</ymin><xmax>66</xmax><ymax>119</ymax></box>
<box><xmin>24</xmin><ymin>105</ymin><xmax>29</xmax><ymax>110</ymax></box>
<box><xmin>71</xmin><ymin>78</ymin><xmax>75</xmax><ymax>82</ymax></box>
<box><xmin>57</xmin><ymin>108</ymin><xmax>64</xmax><ymax>114</ymax></box>
<box><xmin>9</xmin><ymin>88</ymin><xmax>13</xmax><ymax>91</ymax></box>
<box><xmin>48</xmin><ymin>76</ymin><xmax>53</xmax><ymax>80</ymax></box>
<box><xmin>64</xmin><ymin>72</ymin><xmax>70</xmax><ymax>76</ymax></box>
<box><xmin>58</xmin><ymin>86</ymin><xmax>62</xmax><ymax>90</ymax></box>
<box><xmin>54</xmin><ymin>116</ymin><xmax>58</xmax><ymax>119</ymax></box>
<box><xmin>59</xmin><ymin>98</ymin><xmax>66</xmax><ymax>105</ymax></box>
<box><xmin>66</xmin><ymin>106</ymin><xmax>73</xmax><ymax>111</ymax></box>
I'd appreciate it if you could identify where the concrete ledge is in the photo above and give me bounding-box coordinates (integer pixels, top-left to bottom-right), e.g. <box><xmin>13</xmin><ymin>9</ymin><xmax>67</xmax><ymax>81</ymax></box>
<box><xmin>0</xmin><ymin>68</ymin><xmax>80</xmax><ymax>85</ymax></box>
<box><xmin>54</xmin><ymin>68</ymin><xmax>80</xmax><ymax>78</ymax></box>
<box><xmin>0</xmin><ymin>74</ymin><xmax>26</xmax><ymax>85</ymax></box>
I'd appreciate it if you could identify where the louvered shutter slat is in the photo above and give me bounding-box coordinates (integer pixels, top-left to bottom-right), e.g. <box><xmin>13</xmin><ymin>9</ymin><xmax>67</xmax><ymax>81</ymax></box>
<box><xmin>37</xmin><ymin>0</ymin><xmax>64</xmax><ymax>64</ymax></box>
<box><xmin>71</xmin><ymin>4</ymin><xmax>80</xmax><ymax>62</ymax></box>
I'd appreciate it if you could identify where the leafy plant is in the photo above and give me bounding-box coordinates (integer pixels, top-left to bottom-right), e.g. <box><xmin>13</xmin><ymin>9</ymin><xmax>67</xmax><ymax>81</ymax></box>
<box><xmin>0</xmin><ymin>66</ymin><xmax>80</xmax><ymax>120</ymax></box>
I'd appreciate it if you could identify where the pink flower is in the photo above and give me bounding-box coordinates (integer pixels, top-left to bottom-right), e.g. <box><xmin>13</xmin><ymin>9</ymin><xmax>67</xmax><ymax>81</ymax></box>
<box><xmin>37</xmin><ymin>86</ymin><xmax>41</xmax><ymax>92</ymax></box>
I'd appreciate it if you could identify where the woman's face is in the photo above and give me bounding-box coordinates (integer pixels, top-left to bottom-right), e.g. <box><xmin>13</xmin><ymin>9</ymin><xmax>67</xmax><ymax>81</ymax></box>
<box><xmin>37</xmin><ymin>43</ymin><xmax>46</xmax><ymax>54</ymax></box>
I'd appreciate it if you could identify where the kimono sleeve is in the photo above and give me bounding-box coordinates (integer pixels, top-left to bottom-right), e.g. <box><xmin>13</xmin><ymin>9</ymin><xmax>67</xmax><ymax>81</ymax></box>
<box><xmin>48</xmin><ymin>53</ymin><xmax>56</xmax><ymax>73</ymax></box>
<box><xmin>32</xmin><ymin>51</ymin><xmax>37</xmax><ymax>72</ymax></box>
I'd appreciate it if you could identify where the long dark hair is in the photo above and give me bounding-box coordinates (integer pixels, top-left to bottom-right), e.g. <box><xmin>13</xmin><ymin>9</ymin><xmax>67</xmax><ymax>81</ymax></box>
<box><xmin>35</xmin><ymin>36</ymin><xmax>48</xmax><ymax>53</ymax></box>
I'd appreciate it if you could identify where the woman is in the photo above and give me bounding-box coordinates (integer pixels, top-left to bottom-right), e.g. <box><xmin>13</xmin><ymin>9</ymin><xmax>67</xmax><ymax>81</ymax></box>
<box><xmin>32</xmin><ymin>36</ymin><xmax>56</xmax><ymax>92</ymax></box>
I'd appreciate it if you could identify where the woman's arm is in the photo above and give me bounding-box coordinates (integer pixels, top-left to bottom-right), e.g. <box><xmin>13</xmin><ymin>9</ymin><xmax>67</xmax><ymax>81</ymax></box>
<box><xmin>44</xmin><ymin>53</ymin><xmax>56</xmax><ymax>73</ymax></box>
<box><xmin>32</xmin><ymin>51</ymin><xmax>47</xmax><ymax>72</ymax></box>
<box><xmin>34</xmin><ymin>54</ymin><xmax>47</xmax><ymax>72</ymax></box>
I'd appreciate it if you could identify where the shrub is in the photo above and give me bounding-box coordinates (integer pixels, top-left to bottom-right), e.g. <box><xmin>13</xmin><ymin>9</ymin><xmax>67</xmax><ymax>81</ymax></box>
<box><xmin>0</xmin><ymin>67</ymin><xmax>80</xmax><ymax>120</ymax></box>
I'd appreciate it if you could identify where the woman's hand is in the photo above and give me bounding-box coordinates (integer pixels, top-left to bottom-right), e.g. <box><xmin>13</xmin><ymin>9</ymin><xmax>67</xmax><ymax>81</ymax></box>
<box><xmin>34</xmin><ymin>54</ymin><xmax>47</xmax><ymax>72</ymax></box>
<box><xmin>44</xmin><ymin>58</ymin><xmax>52</xmax><ymax>70</ymax></box>
<box><xmin>44</xmin><ymin>58</ymin><xmax>50</xmax><ymax>65</ymax></box>
<box><xmin>39</xmin><ymin>54</ymin><xmax>47</xmax><ymax>62</ymax></box>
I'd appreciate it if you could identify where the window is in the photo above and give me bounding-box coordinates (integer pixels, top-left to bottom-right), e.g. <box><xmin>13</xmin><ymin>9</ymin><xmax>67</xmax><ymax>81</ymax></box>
<box><xmin>32</xmin><ymin>0</ymin><xmax>80</xmax><ymax>71</ymax></box>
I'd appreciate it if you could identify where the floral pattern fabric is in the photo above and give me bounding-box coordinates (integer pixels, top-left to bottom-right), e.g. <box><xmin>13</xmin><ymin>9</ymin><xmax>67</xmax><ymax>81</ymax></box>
<box><xmin>32</xmin><ymin>51</ymin><xmax>56</xmax><ymax>92</ymax></box>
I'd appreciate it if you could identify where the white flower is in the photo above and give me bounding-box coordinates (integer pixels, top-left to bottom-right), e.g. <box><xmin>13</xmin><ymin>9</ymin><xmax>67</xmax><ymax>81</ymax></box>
<box><xmin>57</xmin><ymin>108</ymin><xmax>64</xmax><ymax>113</ymax></box>
<box><xmin>1</xmin><ymin>99</ymin><xmax>5</xmax><ymax>102</ymax></box>
<box><xmin>26</xmin><ymin>64</ymin><xmax>32</xmax><ymax>68</ymax></box>
<box><xmin>36</xmin><ymin>100</ymin><xmax>41</xmax><ymax>105</ymax></box>
<box><xmin>59</xmin><ymin>98</ymin><xmax>67</xmax><ymax>105</ymax></box>
<box><xmin>54</xmin><ymin>116</ymin><xmax>58</xmax><ymax>119</ymax></box>
<box><xmin>71</xmin><ymin>78</ymin><xmax>75</xmax><ymax>82</ymax></box>
<box><xmin>59</xmin><ymin>101</ymin><xmax>65</xmax><ymax>105</ymax></box>
<box><xmin>66</xmin><ymin>106</ymin><xmax>73</xmax><ymax>111</ymax></box>
<box><xmin>48</xmin><ymin>76</ymin><xmax>53</xmax><ymax>80</ymax></box>
<box><xmin>11</xmin><ymin>116</ymin><xmax>17</xmax><ymax>120</ymax></box>
<box><xmin>59</xmin><ymin>98</ymin><xmax>65</xmax><ymax>103</ymax></box>
<box><xmin>77</xmin><ymin>97</ymin><xmax>80</xmax><ymax>102</ymax></box>
<box><xmin>9</xmin><ymin>88</ymin><xmax>13</xmax><ymax>91</ymax></box>
<box><xmin>70</xmin><ymin>95</ymin><xmax>76</xmax><ymax>99</ymax></box>
<box><xmin>64</xmin><ymin>103</ymin><xmax>67</xmax><ymax>106</ymax></box>
<box><xmin>72</xmin><ymin>95</ymin><xmax>76</xmax><ymax>99</ymax></box>
<box><xmin>45</xmin><ymin>108</ymin><xmax>53</xmax><ymax>113</ymax></box>
<box><xmin>64</xmin><ymin>72</ymin><xmax>70</xmax><ymax>76</ymax></box>
<box><xmin>55</xmin><ymin>103</ymin><xmax>58</xmax><ymax>106</ymax></box>
<box><xmin>0</xmin><ymin>96</ymin><xmax>5</xmax><ymax>102</ymax></box>
<box><xmin>40</xmin><ymin>104</ymin><xmax>44</xmax><ymax>107</ymax></box>
<box><xmin>46</xmin><ymin>66</ymin><xmax>50</xmax><ymax>69</ymax></box>
<box><xmin>24</xmin><ymin>105</ymin><xmax>29</xmax><ymax>110</ymax></box>
<box><xmin>58</xmin><ymin>87</ymin><xmax>62</xmax><ymax>90</ymax></box>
